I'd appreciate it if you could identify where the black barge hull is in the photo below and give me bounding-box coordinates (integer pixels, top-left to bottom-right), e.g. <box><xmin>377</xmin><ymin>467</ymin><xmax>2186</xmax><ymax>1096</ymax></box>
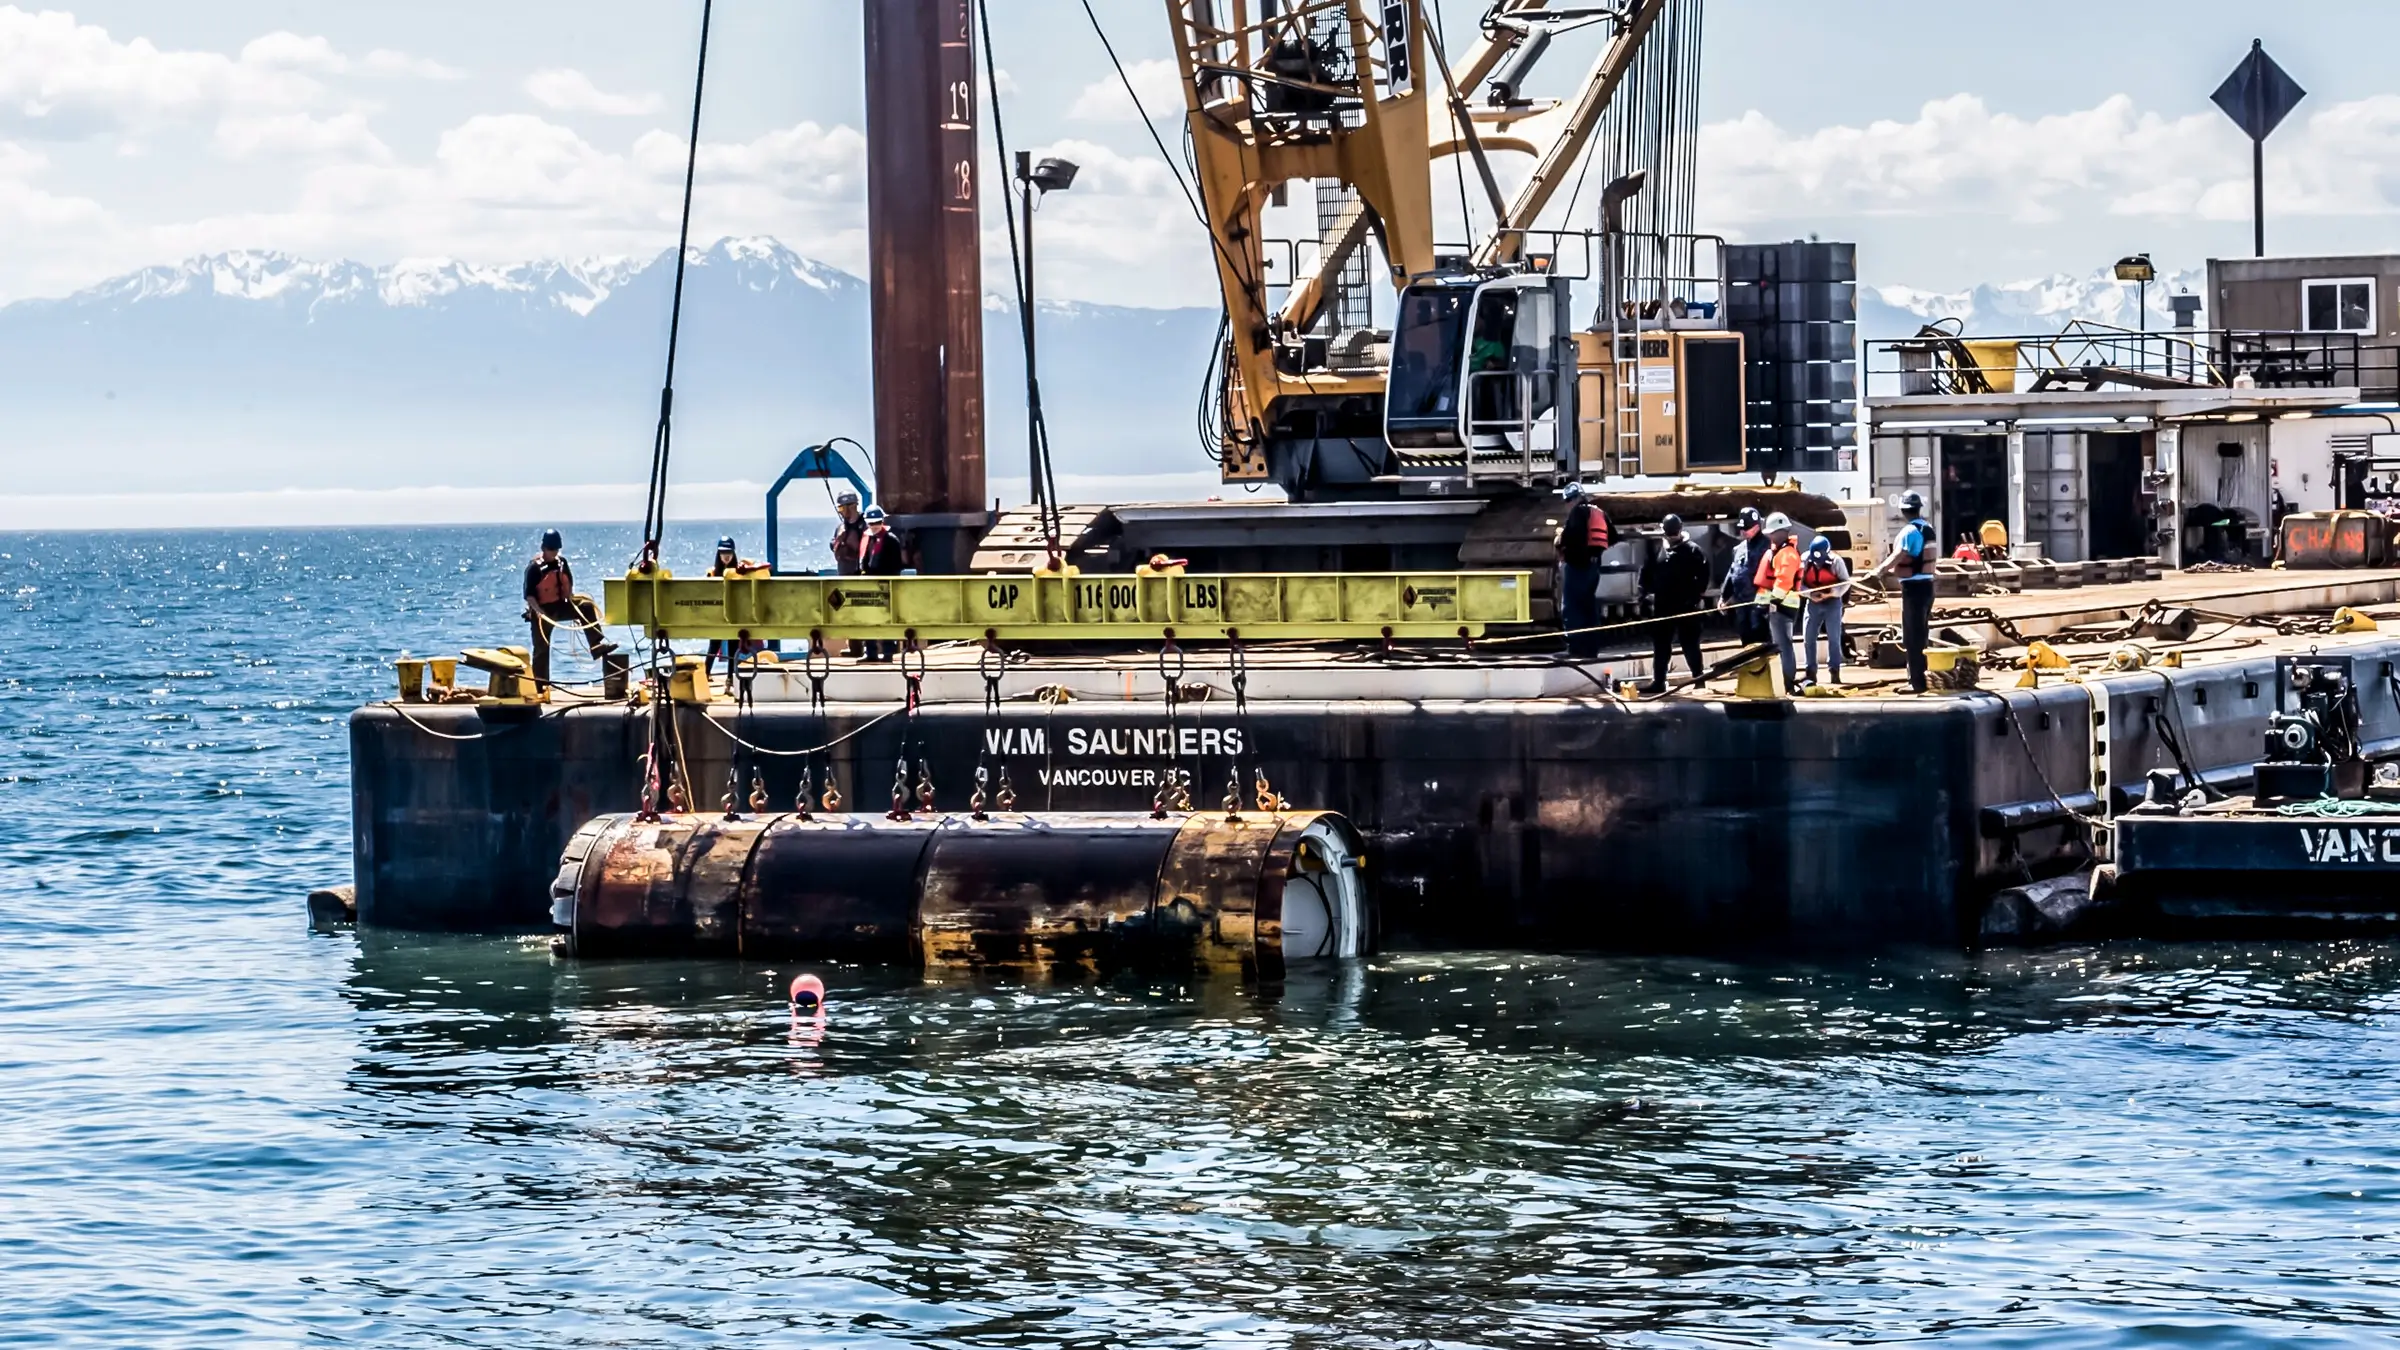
<box><xmin>353</xmin><ymin>686</ymin><xmax>2108</xmax><ymax>949</ymax></box>
<box><xmin>2113</xmin><ymin>811</ymin><xmax>2400</xmax><ymax>931</ymax></box>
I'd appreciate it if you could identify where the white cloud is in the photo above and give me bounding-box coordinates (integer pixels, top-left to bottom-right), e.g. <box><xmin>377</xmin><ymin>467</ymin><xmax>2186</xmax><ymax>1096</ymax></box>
<box><xmin>1066</xmin><ymin>59</ymin><xmax>1183</xmax><ymax>123</ymax></box>
<box><xmin>144</xmin><ymin>114</ymin><xmax>871</xmax><ymax>278</ymax></box>
<box><xmin>361</xmin><ymin>49</ymin><xmax>464</xmax><ymax>81</ymax></box>
<box><xmin>0</xmin><ymin>140</ymin><xmax>110</xmax><ymax>231</ymax></box>
<box><xmin>1699</xmin><ymin>92</ymin><xmax>2400</xmax><ymax>228</ymax></box>
<box><xmin>524</xmin><ymin>68</ymin><xmax>662</xmax><ymax>117</ymax></box>
<box><xmin>984</xmin><ymin>137</ymin><xmax>1209</xmax><ymax>306</ymax></box>
<box><xmin>0</xmin><ymin>8</ymin><xmax>319</xmax><ymax>137</ymax></box>
<box><xmin>0</xmin><ymin>10</ymin><xmax>458</xmax><ymax>151</ymax></box>
<box><xmin>237</xmin><ymin>32</ymin><xmax>344</xmax><ymax>73</ymax></box>
<box><xmin>212</xmin><ymin>111</ymin><xmax>389</xmax><ymax>162</ymax></box>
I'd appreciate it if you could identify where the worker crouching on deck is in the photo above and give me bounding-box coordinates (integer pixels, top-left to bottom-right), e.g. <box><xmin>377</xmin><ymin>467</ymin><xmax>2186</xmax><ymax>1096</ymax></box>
<box><xmin>1639</xmin><ymin>513</ymin><xmax>1709</xmax><ymax>694</ymax></box>
<box><xmin>1753</xmin><ymin>513</ymin><xmax>1804</xmax><ymax>691</ymax></box>
<box><xmin>1864</xmin><ymin>491</ymin><xmax>1937</xmax><ymax>694</ymax></box>
<box><xmin>1554</xmin><ymin>482</ymin><xmax>1611</xmax><ymax>660</ymax></box>
<box><xmin>524</xmin><ymin>528</ymin><xmax>618</xmax><ymax>690</ymax></box>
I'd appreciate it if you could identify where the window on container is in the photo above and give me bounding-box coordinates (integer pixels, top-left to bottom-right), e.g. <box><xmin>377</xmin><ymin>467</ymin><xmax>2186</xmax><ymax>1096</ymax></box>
<box><xmin>2302</xmin><ymin>278</ymin><xmax>2375</xmax><ymax>333</ymax></box>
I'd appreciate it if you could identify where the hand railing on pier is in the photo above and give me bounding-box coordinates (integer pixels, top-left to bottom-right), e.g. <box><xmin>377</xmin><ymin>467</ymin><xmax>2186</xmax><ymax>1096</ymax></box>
<box><xmin>1868</xmin><ymin>323</ymin><xmax>2398</xmax><ymax>400</ymax></box>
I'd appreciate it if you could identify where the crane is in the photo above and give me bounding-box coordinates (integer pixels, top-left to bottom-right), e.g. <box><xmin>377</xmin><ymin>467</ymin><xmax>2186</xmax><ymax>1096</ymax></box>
<box><xmin>1167</xmin><ymin>0</ymin><xmax>1734</xmax><ymax>498</ymax></box>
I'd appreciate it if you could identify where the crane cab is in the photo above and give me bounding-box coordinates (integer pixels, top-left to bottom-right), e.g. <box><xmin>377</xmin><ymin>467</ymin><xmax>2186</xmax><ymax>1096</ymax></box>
<box><xmin>1385</xmin><ymin>272</ymin><xmax>1579</xmax><ymax>483</ymax></box>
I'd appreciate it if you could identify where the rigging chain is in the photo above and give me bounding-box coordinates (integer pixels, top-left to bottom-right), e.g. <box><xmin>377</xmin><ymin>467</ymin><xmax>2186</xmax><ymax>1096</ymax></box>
<box><xmin>800</xmin><ymin>638</ymin><xmax>838</xmax><ymax>816</ymax></box>
<box><xmin>1154</xmin><ymin>639</ymin><xmax>1192</xmax><ymax>818</ymax></box>
<box><xmin>905</xmin><ymin>639</ymin><xmax>936</xmax><ymax>816</ymax></box>
<box><xmin>971</xmin><ymin>639</ymin><xmax>1008</xmax><ymax>820</ymax></box>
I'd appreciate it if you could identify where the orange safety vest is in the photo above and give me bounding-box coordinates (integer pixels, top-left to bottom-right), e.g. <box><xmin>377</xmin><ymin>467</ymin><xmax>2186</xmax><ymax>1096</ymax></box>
<box><xmin>1755</xmin><ymin>540</ymin><xmax>1802</xmax><ymax>608</ymax></box>
<box><xmin>531</xmin><ymin>558</ymin><xmax>574</xmax><ymax>606</ymax></box>
<box><xmin>1800</xmin><ymin>558</ymin><xmax>1843</xmax><ymax>592</ymax></box>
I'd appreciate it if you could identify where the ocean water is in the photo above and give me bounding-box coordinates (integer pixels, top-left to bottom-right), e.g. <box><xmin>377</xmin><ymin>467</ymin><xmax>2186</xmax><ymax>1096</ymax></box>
<box><xmin>5</xmin><ymin>524</ymin><xmax>2400</xmax><ymax>1347</ymax></box>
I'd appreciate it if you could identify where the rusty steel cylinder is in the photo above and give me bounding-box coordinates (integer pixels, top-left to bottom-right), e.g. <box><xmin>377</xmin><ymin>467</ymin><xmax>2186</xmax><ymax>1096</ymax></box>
<box><xmin>553</xmin><ymin>811</ymin><xmax>1369</xmax><ymax>979</ymax></box>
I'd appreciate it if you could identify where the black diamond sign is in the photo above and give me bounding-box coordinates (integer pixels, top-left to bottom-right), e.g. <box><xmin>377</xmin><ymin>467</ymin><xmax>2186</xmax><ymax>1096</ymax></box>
<box><xmin>2212</xmin><ymin>40</ymin><xmax>2305</xmax><ymax>143</ymax></box>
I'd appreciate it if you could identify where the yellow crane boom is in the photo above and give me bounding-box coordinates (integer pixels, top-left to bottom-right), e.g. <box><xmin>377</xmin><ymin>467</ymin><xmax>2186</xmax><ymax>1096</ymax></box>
<box><xmin>1165</xmin><ymin>0</ymin><xmax>1676</xmax><ymax>484</ymax></box>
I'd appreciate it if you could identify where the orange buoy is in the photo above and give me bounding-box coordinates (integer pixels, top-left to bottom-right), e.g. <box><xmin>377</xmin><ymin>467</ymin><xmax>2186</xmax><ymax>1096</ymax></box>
<box><xmin>788</xmin><ymin>972</ymin><xmax>827</xmax><ymax>1011</ymax></box>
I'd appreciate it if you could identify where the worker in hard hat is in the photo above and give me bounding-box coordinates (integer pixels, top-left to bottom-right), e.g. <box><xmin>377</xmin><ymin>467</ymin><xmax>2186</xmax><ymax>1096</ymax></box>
<box><xmin>523</xmin><ymin>527</ymin><xmax>618</xmax><ymax>692</ymax></box>
<box><xmin>1717</xmin><ymin>507</ymin><xmax>1772</xmax><ymax>652</ymax></box>
<box><xmin>1752</xmin><ymin>513</ymin><xmax>1805</xmax><ymax>691</ymax></box>
<box><xmin>1864</xmin><ymin>490</ymin><xmax>1937</xmax><ymax>693</ymax></box>
<box><xmin>705</xmin><ymin>534</ymin><xmax>767</xmax><ymax>690</ymax></box>
<box><xmin>1796</xmin><ymin>535</ymin><xmax>1853</xmax><ymax>689</ymax></box>
<box><xmin>1638</xmin><ymin>513</ymin><xmax>1710</xmax><ymax>694</ymax></box>
<box><xmin>1553</xmin><ymin>482</ymin><xmax>1612</xmax><ymax>660</ymax></box>
<box><xmin>829</xmin><ymin>491</ymin><xmax>867</xmax><ymax>576</ymax></box>
<box><xmin>856</xmin><ymin>506</ymin><xmax>904</xmax><ymax>662</ymax></box>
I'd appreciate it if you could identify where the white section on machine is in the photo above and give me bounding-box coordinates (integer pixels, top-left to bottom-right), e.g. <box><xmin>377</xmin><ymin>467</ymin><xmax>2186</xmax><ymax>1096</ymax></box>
<box><xmin>1281</xmin><ymin>815</ymin><xmax>1367</xmax><ymax>961</ymax></box>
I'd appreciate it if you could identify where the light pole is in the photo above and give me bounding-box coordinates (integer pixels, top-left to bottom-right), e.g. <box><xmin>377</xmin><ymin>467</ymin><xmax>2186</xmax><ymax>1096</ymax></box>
<box><xmin>2114</xmin><ymin>253</ymin><xmax>2156</xmax><ymax>332</ymax></box>
<box><xmin>1013</xmin><ymin>151</ymin><xmax>1078</xmax><ymax>547</ymax></box>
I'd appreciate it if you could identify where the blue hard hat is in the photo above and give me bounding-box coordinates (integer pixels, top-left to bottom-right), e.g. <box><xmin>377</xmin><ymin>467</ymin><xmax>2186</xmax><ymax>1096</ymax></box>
<box><xmin>717</xmin><ymin>535</ymin><xmax>737</xmax><ymax>551</ymax></box>
<box><xmin>540</xmin><ymin>528</ymin><xmax>562</xmax><ymax>550</ymax></box>
<box><xmin>1807</xmin><ymin>535</ymin><xmax>1833</xmax><ymax>557</ymax></box>
<box><xmin>1561</xmin><ymin>481</ymin><xmax>1587</xmax><ymax>498</ymax></box>
<box><xmin>1898</xmin><ymin>490</ymin><xmax>1925</xmax><ymax>514</ymax></box>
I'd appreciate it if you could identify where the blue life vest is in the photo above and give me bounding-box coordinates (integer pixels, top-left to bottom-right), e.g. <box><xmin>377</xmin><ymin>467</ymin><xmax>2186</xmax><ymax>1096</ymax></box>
<box><xmin>1894</xmin><ymin>518</ymin><xmax>1931</xmax><ymax>578</ymax></box>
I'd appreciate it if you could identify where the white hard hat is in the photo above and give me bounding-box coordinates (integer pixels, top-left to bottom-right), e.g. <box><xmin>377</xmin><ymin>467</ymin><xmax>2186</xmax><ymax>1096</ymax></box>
<box><xmin>1762</xmin><ymin>512</ymin><xmax>1795</xmax><ymax>533</ymax></box>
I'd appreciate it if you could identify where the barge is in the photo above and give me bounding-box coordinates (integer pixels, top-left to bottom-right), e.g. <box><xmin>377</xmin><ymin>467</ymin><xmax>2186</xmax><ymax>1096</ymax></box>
<box><xmin>351</xmin><ymin>567</ymin><xmax>2400</xmax><ymax>950</ymax></box>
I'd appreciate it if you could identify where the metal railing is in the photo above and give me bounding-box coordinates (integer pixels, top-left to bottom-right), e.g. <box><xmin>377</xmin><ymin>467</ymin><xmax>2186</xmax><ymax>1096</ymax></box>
<box><xmin>1867</xmin><ymin>323</ymin><xmax>2400</xmax><ymax>400</ymax></box>
<box><xmin>1465</xmin><ymin>369</ymin><xmax>1548</xmax><ymax>482</ymax></box>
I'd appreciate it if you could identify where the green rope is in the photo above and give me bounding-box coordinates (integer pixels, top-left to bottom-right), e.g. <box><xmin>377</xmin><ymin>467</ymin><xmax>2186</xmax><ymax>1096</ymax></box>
<box><xmin>2273</xmin><ymin>798</ymin><xmax>2400</xmax><ymax>818</ymax></box>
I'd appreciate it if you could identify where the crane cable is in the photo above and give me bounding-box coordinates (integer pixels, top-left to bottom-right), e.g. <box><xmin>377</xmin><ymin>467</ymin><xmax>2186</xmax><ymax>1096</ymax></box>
<box><xmin>1429</xmin><ymin>0</ymin><xmax>1479</xmax><ymax>248</ymax></box>
<box><xmin>975</xmin><ymin>0</ymin><xmax>1065</xmax><ymax>561</ymax></box>
<box><xmin>638</xmin><ymin>0</ymin><xmax>714</xmax><ymax>567</ymax></box>
<box><xmin>635</xmin><ymin>0</ymin><xmax>713</xmax><ymax>819</ymax></box>
<box><xmin>1077</xmin><ymin>0</ymin><xmax>1250</xmax><ymax>287</ymax></box>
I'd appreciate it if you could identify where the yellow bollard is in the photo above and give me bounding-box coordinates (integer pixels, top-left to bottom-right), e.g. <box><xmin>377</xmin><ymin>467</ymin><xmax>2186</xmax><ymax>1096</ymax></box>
<box><xmin>1732</xmin><ymin>655</ymin><xmax>1784</xmax><ymax>700</ymax></box>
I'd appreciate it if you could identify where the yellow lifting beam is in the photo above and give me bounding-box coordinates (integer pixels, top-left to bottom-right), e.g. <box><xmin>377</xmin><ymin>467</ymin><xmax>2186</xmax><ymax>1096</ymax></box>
<box><xmin>604</xmin><ymin>568</ymin><xmax>1531</xmax><ymax>642</ymax></box>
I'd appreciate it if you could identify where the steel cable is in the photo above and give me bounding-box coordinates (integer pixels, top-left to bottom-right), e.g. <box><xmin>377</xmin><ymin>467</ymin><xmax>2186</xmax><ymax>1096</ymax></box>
<box><xmin>638</xmin><ymin>0</ymin><xmax>715</xmax><ymax>562</ymax></box>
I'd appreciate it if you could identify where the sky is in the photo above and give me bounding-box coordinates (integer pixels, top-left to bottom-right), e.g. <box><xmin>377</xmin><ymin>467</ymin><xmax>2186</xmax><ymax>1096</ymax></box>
<box><xmin>1</xmin><ymin>0</ymin><xmax>2398</xmax><ymax>310</ymax></box>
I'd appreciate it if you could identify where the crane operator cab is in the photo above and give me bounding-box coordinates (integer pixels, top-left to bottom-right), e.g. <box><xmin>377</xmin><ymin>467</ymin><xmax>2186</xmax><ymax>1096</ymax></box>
<box><xmin>1385</xmin><ymin>271</ymin><xmax>1578</xmax><ymax>484</ymax></box>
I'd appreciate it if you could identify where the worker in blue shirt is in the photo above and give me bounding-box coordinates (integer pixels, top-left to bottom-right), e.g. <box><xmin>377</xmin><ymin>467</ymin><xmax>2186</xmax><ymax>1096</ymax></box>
<box><xmin>1717</xmin><ymin>507</ymin><xmax>1772</xmax><ymax>651</ymax></box>
<box><xmin>1864</xmin><ymin>491</ymin><xmax>1937</xmax><ymax>693</ymax></box>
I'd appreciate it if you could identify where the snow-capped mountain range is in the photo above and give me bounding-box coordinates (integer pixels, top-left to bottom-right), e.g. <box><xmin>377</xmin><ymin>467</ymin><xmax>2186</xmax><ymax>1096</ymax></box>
<box><xmin>0</xmin><ymin>238</ymin><xmax>2216</xmax><ymax>502</ymax></box>
<box><xmin>1863</xmin><ymin>266</ymin><xmax>2207</xmax><ymax>338</ymax></box>
<box><xmin>47</xmin><ymin>238</ymin><xmax>850</xmax><ymax>317</ymax></box>
<box><xmin>0</xmin><ymin>238</ymin><xmax>1220</xmax><ymax>498</ymax></box>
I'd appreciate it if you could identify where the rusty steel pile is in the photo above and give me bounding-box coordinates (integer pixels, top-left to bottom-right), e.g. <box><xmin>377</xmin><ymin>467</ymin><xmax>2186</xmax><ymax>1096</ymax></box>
<box><xmin>552</xmin><ymin>806</ymin><xmax>1368</xmax><ymax>978</ymax></box>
